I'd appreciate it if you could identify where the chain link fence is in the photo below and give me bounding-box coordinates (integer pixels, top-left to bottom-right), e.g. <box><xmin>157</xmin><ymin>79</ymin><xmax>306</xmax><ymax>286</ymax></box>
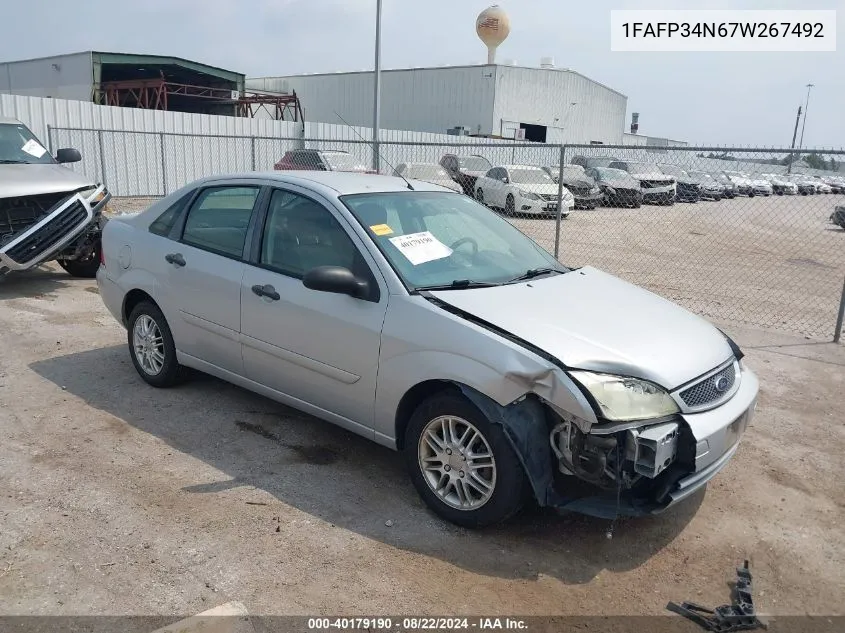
<box><xmin>48</xmin><ymin>126</ymin><xmax>845</xmax><ymax>340</ymax></box>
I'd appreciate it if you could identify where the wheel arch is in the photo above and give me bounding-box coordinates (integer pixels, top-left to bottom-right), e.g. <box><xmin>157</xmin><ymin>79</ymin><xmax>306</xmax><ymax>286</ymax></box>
<box><xmin>122</xmin><ymin>288</ymin><xmax>160</xmax><ymax>326</ymax></box>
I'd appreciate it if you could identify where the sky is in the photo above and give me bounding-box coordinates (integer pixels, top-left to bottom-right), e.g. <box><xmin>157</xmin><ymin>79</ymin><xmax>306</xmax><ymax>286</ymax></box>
<box><xmin>2</xmin><ymin>0</ymin><xmax>843</xmax><ymax>147</ymax></box>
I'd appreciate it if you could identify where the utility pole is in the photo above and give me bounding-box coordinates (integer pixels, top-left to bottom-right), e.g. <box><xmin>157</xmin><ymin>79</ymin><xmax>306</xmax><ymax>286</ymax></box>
<box><xmin>787</xmin><ymin>105</ymin><xmax>802</xmax><ymax>174</ymax></box>
<box><xmin>797</xmin><ymin>83</ymin><xmax>814</xmax><ymax>151</ymax></box>
<box><xmin>372</xmin><ymin>0</ymin><xmax>383</xmax><ymax>173</ymax></box>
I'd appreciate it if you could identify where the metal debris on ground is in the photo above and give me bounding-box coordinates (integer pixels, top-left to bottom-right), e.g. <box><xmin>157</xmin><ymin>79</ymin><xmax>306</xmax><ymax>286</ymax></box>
<box><xmin>666</xmin><ymin>560</ymin><xmax>767</xmax><ymax>632</ymax></box>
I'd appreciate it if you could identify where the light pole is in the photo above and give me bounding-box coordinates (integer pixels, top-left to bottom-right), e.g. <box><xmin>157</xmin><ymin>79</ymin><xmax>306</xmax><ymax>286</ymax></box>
<box><xmin>372</xmin><ymin>0</ymin><xmax>383</xmax><ymax>173</ymax></box>
<box><xmin>797</xmin><ymin>83</ymin><xmax>814</xmax><ymax>152</ymax></box>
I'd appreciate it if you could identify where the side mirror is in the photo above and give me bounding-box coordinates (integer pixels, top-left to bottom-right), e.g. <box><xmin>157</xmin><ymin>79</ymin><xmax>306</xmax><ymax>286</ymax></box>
<box><xmin>56</xmin><ymin>148</ymin><xmax>82</xmax><ymax>163</ymax></box>
<box><xmin>303</xmin><ymin>266</ymin><xmax>369</xmax><ymax>299</ymax></box>
<box><xmin>501</xmin><ymin>177</ymin><xmax>509</xmax><ymax>184</ymax></box>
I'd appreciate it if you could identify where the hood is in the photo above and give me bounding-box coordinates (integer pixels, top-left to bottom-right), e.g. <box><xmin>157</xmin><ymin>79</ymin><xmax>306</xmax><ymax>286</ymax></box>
<box><xmin>0</xmin><ymin>163</ymin><xmax>95</xmax><ymax>198</ymax></box>
<box><xmin>462</xmin><ymin>169</ymin><xmax>488</xmax><ymax>178</ymax></box>
<box><xmin>561</xmin><ymin>177</ymin><xmax>597</xmax><ymax>189</ymax></box>
<box><xmin>600</xmin><ymin>176</ymin><xmax>640</xmax><ymax>188</ymax></box>
<box><xmin>512</xmin><ymin>182</ymin><xmax>560</xmax><ymax>195</ymax></box>
<box><xmin>429</xmin><ymin>266</ymin><xmax>733</xmax><ymax>389</ymax></box>
<box><xmin>630</xmin><ymin>172</ymin><xmax>674</xmax><ymax>182</ymax></box>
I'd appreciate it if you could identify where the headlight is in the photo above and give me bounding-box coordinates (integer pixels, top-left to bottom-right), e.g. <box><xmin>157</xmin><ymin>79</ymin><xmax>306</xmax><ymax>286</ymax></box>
<box><xmin>605</xmin><ymin>186</ymin><xmax>616</xmax><ymax>196</ymax></box>
<box><xmin>590</xmin><ymin>187</ymin><xmax>600</xmax><ymax>194</ymax></box>
<box><xmin>518</xmin><ymin>189</ymin><xmax>541</xmax><ymax>201</ymax></box>
<box><xmin>79</xmin><ymin>185</ymin><xmax>108</xmax><ymax>205</ymax></box>
<box><xmin>569</xmin><ymin>371</ymin><xmax>680</xmax><ymax>421</ymax></box>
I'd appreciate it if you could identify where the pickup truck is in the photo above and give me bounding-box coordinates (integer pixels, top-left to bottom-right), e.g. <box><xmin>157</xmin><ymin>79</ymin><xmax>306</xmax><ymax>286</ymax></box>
<box><xmin>0</xmin><ymin>117</ymin><xmax>110</xmax><ymax>278</ymax></box>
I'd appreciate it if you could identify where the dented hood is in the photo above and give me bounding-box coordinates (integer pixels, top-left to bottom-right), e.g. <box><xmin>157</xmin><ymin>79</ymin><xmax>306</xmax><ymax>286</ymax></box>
<box><xmin>0</xmin><ymin>163</ymin><xmax>95</xmax><ymax>199</ymax></box>
<box><xmin>429</xmin><ymin>266</ymin><xmax>733</xmax><ymax>389</ymax></box>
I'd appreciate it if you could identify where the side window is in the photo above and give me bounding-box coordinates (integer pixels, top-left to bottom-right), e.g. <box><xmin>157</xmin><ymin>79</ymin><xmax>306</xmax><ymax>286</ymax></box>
<box><xmin>485</xmin><ymin>168</ymin><xmax>497</xmax><ymax>179</ymax></box>
<box><xmin>260</xmin><ymin>189</ymin><xmax>362</xmax><ymax>279</ymax></box>
<box><xmin>181</xmin><ymin>186</ymin><xmax>260</xmax><ymax>258</ymax></box>
<box><xmin>149</xmin><ymin>192</ymin><xmax>192</xmax><ymax>237</ymax></box>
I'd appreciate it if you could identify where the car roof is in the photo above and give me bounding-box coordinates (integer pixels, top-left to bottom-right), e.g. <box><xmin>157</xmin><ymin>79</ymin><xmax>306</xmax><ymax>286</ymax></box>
<box><xmin>0</xmin><ymin>117</ymin><xmax>22</xmax><ymax>125</ymax></box>
<box><xmin>198</xmin><ymin>171</ymin><xmax>451</xmax><ymax>195</ymax></box>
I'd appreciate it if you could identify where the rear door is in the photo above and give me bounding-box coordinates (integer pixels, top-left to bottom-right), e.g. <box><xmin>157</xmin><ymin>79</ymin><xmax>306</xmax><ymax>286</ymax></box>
<box><xmin>239</xmin><ymin>187</ymin><xmax>388</xmax><ymax>433</ymax></box>
<box><xmin>163</xmin><ymin>184</ymin><xmax>264</xmax><ymax>376</ymax></box>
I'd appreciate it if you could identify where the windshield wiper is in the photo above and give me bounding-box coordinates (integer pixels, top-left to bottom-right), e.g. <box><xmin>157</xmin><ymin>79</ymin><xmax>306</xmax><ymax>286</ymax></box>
<box><xmin>507</xmin><ymin>267</ymin><xmax>562</xmax><ymax>283</ymax></box>
<box><xmin>0</xmin><ymin>159</ymin><xmax>30</xmax><ymax>164</ymax></box>
<box><xmin>415</xmin><ymin>279</ymin><xmax>500</xmax><ymax>291</ymax></box>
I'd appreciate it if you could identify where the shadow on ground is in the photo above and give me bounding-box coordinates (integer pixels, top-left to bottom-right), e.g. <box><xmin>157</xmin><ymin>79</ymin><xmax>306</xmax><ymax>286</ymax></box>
<box><xmin>0</xmin><ymin>267</ymin><xmax>70</xmax><ymax>299</ymax></box>
<box><xmin>30</xmin><ymin>344</ymin><xmax>703</xmax><ymax>585</ymax></box>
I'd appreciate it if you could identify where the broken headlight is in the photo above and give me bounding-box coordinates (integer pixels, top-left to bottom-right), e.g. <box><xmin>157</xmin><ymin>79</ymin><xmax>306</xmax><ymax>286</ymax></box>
<box><xmin>79</xmin><ymin>186</ymin><xmax>108</xmax><ymax>206</ymax></box>
<box><xmin>569</xmin><ymin>371</ymin><xmax>679</xmax><ymax>421</ymax></box>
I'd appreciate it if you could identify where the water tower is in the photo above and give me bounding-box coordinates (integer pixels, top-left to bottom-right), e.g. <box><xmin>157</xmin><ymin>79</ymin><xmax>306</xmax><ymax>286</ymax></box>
<box><xmin>476</xmin><ymin>5</ymin><xmax>511</xmax><ymax>64</ymax></box>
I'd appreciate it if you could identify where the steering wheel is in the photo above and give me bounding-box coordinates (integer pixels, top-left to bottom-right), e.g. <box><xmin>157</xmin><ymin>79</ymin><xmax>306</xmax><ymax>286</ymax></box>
<box><xmin>449</xmin><ymin>236</ymin><xmax>478</xmax><ymax>258</ymax></box>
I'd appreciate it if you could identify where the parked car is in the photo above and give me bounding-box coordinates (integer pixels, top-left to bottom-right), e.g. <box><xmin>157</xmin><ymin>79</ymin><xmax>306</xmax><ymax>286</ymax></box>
<box><xmin>707</xmin><ymin>172</ymin><xmax>739</xmax><ymax>199</ymax></box>
<box><xmin>394</xmin><ymin>163</ymin><xmax>463</xmax><ymax>192</ymax></box>
<box><xmin>571</xmin><ymin>155</ymin><xmax>619</xmax><ymax>170</ymax></box>
<box><xmin>608</xmin><ymin>161</ymin><xmax>676</xmax><ymax>205</ymax></box>
<box><xmin>810</xmin><ymin>177</ymin><xmax>833</xmax><ymax>194</ymax></box>
<box><xmin>274</xmin><ymin>149</ymin><xmax>373</xmax><ymax>173</ymax></box>
<box><xmin>759</xmin><ymin>173</ymin><xmax>798</xmax><ymax>195</ymax></box>
<box><xmin>721</xmin><ymin>171</ymin><xmax>755</xmax><ymax>197</ymax></box>
<box><xmin>440</xmin><ymin>154</ymin><xmax>493</xmax><ymax>196</ymax></box>
<box><xmin>474</xmin><ymin>165</ymin><xmax>574</xmax><ymax>217</ymax></box>
<box><xmin>97</xmin><ymin>171</ymin><xmax>759</xmax><ymax>527</ymax></box>
<box><xmin>820</xmin><ymin>176</ymin><xmax>845</xmax><ymax>194</ymax></box>
<box><xmin>541</xmin><ymin>164</ymin><xmax>603</xmax><ymax>209</ymax></box>
<box><xmin>831</xmin><ymin>206</ymin><xmax>845</xmax><ymax>229</ymax></box>
<box><xmin>784</xmin><ymin>174</ymin><xmax>817</xmax><ymax>195</ymax></box>
<box><xmin>684</xmin><ymin>170</ymin><xmax>727</xmax><ymax>200</ymax></box>
<box><xmin>747</xmin><ymin>174</ymin><xmax>774</xmax><ymax>197</ymax></box>
<box><xmin>657</xmin><ymin>164</ymin><xmax>703</xmax><ymax>203</ymax></box>
<box><xmin>0</xmin><ymin>117</ymin><xmax>111</xmax><ymax>278</ymax></box>
<box><xmin>585</xmin><ymin>167</ymin><xmax>643</xmax><ymax>207</ymax></box>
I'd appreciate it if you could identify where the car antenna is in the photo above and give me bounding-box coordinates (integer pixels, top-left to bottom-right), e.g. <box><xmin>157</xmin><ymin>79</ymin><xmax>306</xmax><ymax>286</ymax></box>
<box><xmin>333</xmin><ymin>111</ymin><xmax>414</xmax><ymax>190</ymax></box>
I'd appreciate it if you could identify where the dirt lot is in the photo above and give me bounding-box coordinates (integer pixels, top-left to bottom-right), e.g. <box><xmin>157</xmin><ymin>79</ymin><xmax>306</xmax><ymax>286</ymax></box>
<box><xmin>0</xmin><ymin>259</ymin><xmax>843</xmax><ymax>618</ymax></box>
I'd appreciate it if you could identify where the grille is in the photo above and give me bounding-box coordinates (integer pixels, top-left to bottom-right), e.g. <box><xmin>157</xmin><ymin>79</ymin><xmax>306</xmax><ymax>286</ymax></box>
<box><xmin>567</xmin><ymin>186</ymin><xmax>592</xmax><ymax>196</ymax></box>
<box><xmin>640</xmin><ymin>179</ymin><xmax>672</xmax><ymax>189</ymax></box>
<box><xmin>3</xmin><ymin>200</ymin><xmax>89</xmax><ymax>264</ymax></box>
<box><xmin>0</xmin><ymin>192</ymin><xmax>71</xmax><ymax>244</ymax></box>
<box><xmin>679</xmin><ymin>362</ymin><xmax>737</xmax><ymax>409</ymax></box>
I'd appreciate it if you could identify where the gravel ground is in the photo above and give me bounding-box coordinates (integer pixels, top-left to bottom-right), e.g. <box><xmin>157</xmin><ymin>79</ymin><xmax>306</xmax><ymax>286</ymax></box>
<box><xmin>0</xmin><ymin>264</ymin><xmax>843</xmax><ymax>618</ymax></box>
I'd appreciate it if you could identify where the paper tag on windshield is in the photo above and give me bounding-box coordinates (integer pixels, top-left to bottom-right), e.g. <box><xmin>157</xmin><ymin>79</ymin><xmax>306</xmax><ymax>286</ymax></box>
<box><xmin>21</xmin><ymin>139</ymin><xmax>47</xmax><ymax>158</ymax></box>
<box><xmin>389</xmin><ymin>231</ymin><xmax>452</xmax><ymax>265</ymax></box>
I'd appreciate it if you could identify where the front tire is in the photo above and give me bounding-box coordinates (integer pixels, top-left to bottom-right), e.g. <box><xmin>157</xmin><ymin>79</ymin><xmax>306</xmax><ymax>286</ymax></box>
<box><xmin>404</xmin><ymin>391</ymin><xmax>526</xmax><ymax>528</ymax></box>
<box><xmin>505</xmin><ymin>194</ymin><xmax>516</xmax><ymax>215</ymax></box>
<box><xmin>476</xmin><ymin>189</ymin><xmax>485</xmax><ymax>205</ymax></box>
<box><xmin>127</xmin><ymin>301</ymin><xmax>184</xmax><ymax>388</ymax></box>
<box><xmin>58</xmin><ymin>239</ymin><xmax>101</xmax><ymax>278</ymax></box>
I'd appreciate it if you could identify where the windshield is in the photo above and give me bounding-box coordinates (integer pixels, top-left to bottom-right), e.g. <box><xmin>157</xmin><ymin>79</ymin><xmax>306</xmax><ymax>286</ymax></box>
<box><xmin>404</xmin><ymin>165</ymin><xmax>450</xmax><ymax>180</ymax></box>
<box><xmin>594</xmin><ymin>167</ymin><xmax>630</xmax><ymax>181</ymax></box>
<box><xmin>323</xmin><ymin>152</ymin><xmax>367</xmax><ymax>171</ymax></box>
<box><xmin>341</xmin><ymin>192</ymin><xmax>565</xmax><ymax>289</ymax></box>
<box><xmin>688</xmin><ymin>171</ymin><xmax>713</xmax><ymax>181</ymax></box>
<box><xmin>659</xmin><ymin>165</ymin><xmax>685</xmax><ymax>177</ymax></box>
<box><xmin>458</xmin><ymin>156</ymin><xmax>491</xmax><ymax>171</ymax></box>
<box><xmin>626</xmin><ymin>162</ymin><xmax>661</xmax><ymax>175</ymax></box>
<box><xmin>0</xmin><ymin>124</ymin><xmax>55</xmax><ymax>165</ymax></box>
<box><xmin>509</xmin><ymin>168</ymin><xmax>553</xmax><ymax>184</ymax></box>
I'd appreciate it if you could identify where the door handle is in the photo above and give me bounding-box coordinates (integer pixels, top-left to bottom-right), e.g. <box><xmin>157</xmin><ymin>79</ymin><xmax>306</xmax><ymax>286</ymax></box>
<box><xmin>251</xmin><ymin>284</ymin><xmax>280</xmax><ymax>301</ymax></box>
<box><xmin>165</xmin><ymin>253</ymin><xmax>186</xmax><ymax>267</ymax></box>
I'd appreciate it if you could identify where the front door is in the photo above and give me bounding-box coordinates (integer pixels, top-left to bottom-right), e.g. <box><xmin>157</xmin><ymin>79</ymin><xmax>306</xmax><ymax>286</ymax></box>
<box><xmin>240</xmin><ymin>187</ymin><xmax>387</xmax><ymax>433</ymax></box>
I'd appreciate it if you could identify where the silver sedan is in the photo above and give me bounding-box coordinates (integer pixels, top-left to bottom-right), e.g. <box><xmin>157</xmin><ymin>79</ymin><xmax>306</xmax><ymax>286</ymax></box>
<box><xmin>97</xmin><ymin>171</ymin><xmax>758</xmax><ymax>527</ymax></box>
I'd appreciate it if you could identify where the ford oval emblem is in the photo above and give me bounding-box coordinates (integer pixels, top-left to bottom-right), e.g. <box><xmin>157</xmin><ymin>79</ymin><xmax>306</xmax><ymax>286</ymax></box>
<box><xmin>713</xmin><ymin>375</ymin><xmax>729</xmax><ymax>392</ymax></box>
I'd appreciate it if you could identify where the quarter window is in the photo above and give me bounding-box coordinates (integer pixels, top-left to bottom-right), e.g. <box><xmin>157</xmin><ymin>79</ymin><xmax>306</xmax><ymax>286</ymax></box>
<box><xmin>149</xmin><ymin>192</ymin><xmax>192</xmax><ymax>237</ymax></box>
<box><xmin>181</xmin><ymin>186</ymin><xmax>260</xmax><ymax>258</ymax></box>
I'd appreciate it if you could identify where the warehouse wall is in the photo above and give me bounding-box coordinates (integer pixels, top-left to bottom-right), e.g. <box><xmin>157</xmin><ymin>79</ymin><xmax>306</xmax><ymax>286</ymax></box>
<box><xmin>248</xmin><ymin>66</ymin><xmax>499</xmax><ymax>135</ymax></box>
<box><xmin>493</xmin><ymin>66</ymin><xmax>627</xmax><ymax>145</ymax></box>
<box><xmin>0</xmin><ymin>52</ymin><xmax>94</xmax><ymax>101</ymax></box>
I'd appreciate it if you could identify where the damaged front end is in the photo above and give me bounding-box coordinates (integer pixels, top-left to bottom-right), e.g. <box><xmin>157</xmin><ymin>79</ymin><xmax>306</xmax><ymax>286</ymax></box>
<box><xmin>0</xmin><ymin>185</ymin><xmax>110</xmax><ymax>275</ymax></box>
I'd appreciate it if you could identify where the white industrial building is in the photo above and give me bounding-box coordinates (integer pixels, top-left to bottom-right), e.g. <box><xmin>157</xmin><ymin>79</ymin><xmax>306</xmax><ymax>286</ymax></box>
<box><xmin>247</xmin><ymin>63</ymin><xmax>629</xmax><ymax>145</ymax></box>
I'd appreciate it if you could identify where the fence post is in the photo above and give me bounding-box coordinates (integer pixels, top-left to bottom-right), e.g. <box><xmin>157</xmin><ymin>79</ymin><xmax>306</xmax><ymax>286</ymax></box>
<box><xmin>159</xmin><ymin>132</ymin><xmax>166</xmax><ymax>196</ymax></box>
<box><xmin>834</xmin><ymin>276</ymin><xmax>845</xmax><ymax>343</ymax></box>
<box><xmin>97</xmin><ymin>130</ymin><xmax>107</xmax><ymax>187</ymax></box>
<box><xmin>251</xmin><ymin>137</ymin><xmax>257</xmax><ymax>171</ymax></box>
<box><xmin>554</xmin><ymin>145</ymin><xmax>566</xmax><ymax>259</ymax></box>
<box><xmin>46</xmin><ymin>124</ymin><xmax>53</xmax><ymax>154</ymax></box>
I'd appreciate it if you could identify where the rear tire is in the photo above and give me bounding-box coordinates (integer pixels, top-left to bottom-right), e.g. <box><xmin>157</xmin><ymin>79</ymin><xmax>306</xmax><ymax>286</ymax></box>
<box><xmin>404</xmin><ymin>391</ymin><xmax>526</xmax><ymax>528</ymax></box>
<box><xmin>127</xmin><ymin>301</ymin><xmax>184</xmax><ymax>388</ymax></box>
<box><xmin>476</xmin><ymin>189</ymin><xmax>485</xmax><ymax>205</ymax></box>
